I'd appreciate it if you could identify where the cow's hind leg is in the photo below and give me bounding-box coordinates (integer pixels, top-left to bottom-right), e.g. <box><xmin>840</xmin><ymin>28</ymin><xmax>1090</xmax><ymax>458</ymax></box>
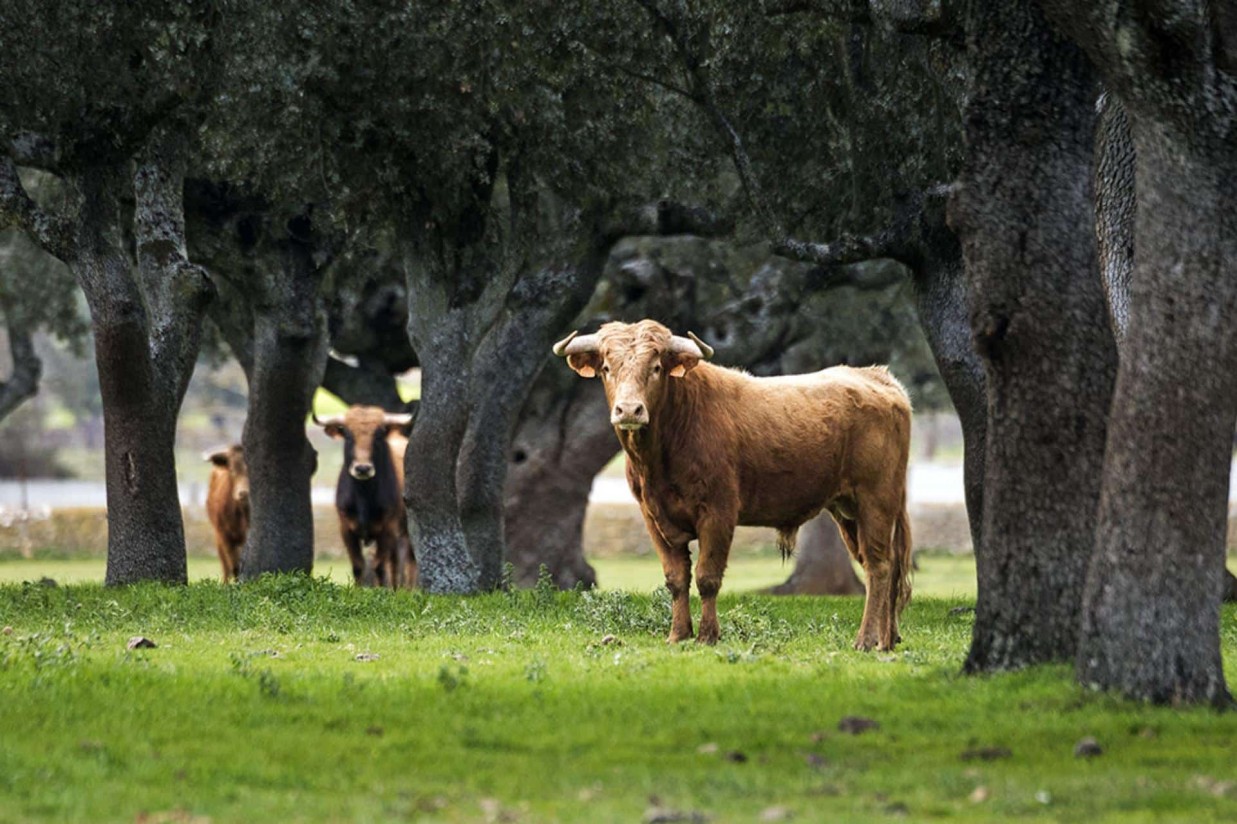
<box><xmin>853</xmin><ymin>504</ymin><xmax>900</xmax><ymax>652</ymax></box>
<box><xmin>695</xmin><ymin>517</ymin><xmax>735</xmax><ymax>645</ymax></box>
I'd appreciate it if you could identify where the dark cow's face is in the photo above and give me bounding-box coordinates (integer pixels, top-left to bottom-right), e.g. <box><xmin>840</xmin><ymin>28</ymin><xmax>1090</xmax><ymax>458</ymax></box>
<box><xmin>208</xmin><ymin>445</ymin><xmax>249</xmax><ymax>503</ymax></box>
<box><xmin>560</xmin><ymin>320</ymin><xmax>706</xmax><ymax>431</ymax></box>
<box><xmin>323</xmin><ymin>406</ymin><xmax>388</xmax><ymax>481</ymax></box>
<box><xmin>319</xmin><ymin>406</ymin><xmax>412</xmax><ymax>481</ymax></box>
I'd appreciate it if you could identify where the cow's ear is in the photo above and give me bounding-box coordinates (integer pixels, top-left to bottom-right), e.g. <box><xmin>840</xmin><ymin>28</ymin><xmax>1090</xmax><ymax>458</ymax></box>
<box><xmin>323</xmin><ymin>423</ymin><xmax>346</xmax><ymax>440</ymax></box>
<box><xmin>666</xmin><ymin>352</ymin><xmax>700</xmax><ymax>378</ymax></box>
<box><xmin>566</xmin><ymin>352</ymin><xmax>602</xmax><ymax>378</ymax></box>
<box><xmin>206</xmin><ymin>451</ymin><xmax>230</xmax><ymax>467</ymax></box>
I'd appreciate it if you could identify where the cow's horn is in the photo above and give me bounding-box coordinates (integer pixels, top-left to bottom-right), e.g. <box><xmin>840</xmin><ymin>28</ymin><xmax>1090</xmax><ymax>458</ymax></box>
<box><xmin>670</xmin><ymin>332</ymin><xmax>714</xmax><ymax>361</ymax></box>
<box><xmin>553</xmin><ymin>331</ymin><xmax>601</xmax><ymax>357</ymax></box>
<box><xmin>688</xmin><ymin>331</ymin><xmax>714</xmax><ymax>359</ymax></box>
<box><xmin>383</xmin><ymin>413</ymin><xmax>413</xmax><ymax>426</ymax></box>
<box><xmin>552</xmin><ymin>330</ymin><xmax>578</xmax><ymax>356</ymax></box>
<box><xmin>312</xmin><ymin>411</ymin><xmax>344</xmax><ymax>427</ymax></box>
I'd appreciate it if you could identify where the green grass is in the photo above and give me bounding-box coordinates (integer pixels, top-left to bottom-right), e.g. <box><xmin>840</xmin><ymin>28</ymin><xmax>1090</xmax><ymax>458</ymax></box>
<box><xmin>0</xmin><ymin>553</ymin><xmax>982</xmax><ymax>599</ymax></box>
<box><xmin>0</xmin><ymin>575</ymin><xmax>1234</xmax><ymax>823</ymax></box>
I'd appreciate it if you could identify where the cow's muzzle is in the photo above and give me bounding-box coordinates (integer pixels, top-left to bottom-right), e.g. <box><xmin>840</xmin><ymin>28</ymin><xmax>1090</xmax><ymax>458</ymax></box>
<box><xmin>611</xmin><ymin>400</ymin><xmax>648</xmax><ymax>430</ymax></box>
<box><xmin>350</xmin><ymin>463</ymin><xmax>375</xmax><ymax>480</ymax></box>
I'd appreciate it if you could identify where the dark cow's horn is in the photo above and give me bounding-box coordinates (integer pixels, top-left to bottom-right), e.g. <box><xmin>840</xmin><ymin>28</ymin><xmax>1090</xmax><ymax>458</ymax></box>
<box><xmin>553</xmin><ymin>331</ymin><xmax>601</xmax><ymax>357</ymax></box>
<box><xmin>670</xmin><ymin>332</ymin><xmax>714</xmax><ymax>361</ymax></box>
<box><xmin>383</xmin><ymin>413</ymin><xmax>413</xmax><ymax>427</ymax></box>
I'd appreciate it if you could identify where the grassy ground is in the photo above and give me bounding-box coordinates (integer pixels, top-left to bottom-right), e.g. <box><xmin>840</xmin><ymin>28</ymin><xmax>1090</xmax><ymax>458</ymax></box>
<box><xmin>1</xmin><ymin>575</ymin><xmax>1234</xmax><ymax>823</ymax></box>
<box><xmin>0</xmin><ymin>553</ymin><xmax>982</xmax><ymax>598</ymax></box>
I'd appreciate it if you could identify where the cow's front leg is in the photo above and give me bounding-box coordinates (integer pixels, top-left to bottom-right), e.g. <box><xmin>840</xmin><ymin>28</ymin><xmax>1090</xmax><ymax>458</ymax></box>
<box><xmin>662</xmin><ymin>543</ymin><xmax>694</xmax><ymax>643</ymax></box>
<box><xmin>375</xmin><ymin>529</ymin><xmax>399</xmax><ymax>590</ymax></box>
<box><xmin>215</xmin><ymin>535</ymin><xmax>236</xmax><ymax>582</ymax></box>
<box><xmin>339</xmin><ymin>521</ymin><xmax>366</xmax><ymax>585</ymax></box>
<box><xmin>642</xmin><ymin>511</ymin><xmax>693</xmax><ymax>642</ymax></box>
<box><xmin>695</xmin><ymin>516</ymin><xmax>735</xmax><ymax>645</ymax></box>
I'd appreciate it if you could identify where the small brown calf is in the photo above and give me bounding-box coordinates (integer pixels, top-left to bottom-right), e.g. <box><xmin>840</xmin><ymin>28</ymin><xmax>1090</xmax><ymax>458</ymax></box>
<box><xmin>205</xmin><ymin>444</ymin><xmax>250</xmax><ymax>582</ymax></box>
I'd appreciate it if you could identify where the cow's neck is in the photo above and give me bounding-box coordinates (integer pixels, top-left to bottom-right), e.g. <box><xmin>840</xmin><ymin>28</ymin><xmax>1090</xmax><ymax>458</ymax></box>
<box><xmin>617</xmin><ymin>368</ymin><xmax>707</xmax><ymax>488</ymax></box>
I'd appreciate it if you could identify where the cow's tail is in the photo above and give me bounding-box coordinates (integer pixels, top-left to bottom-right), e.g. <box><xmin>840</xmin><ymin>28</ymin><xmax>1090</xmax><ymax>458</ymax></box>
<box><xmin>891</xmin><ymin>489</ymin><xmax>913</xmax><ymax>617</ymax></box>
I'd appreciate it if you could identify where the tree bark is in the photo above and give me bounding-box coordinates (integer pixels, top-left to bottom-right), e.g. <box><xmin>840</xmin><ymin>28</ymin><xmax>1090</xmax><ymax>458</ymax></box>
<box><xmin>950</xmin><ymin>0</ymin><xmax>1117</xmax><ymax>672</ymax></box>
<box><xmin>1093</xmin><ymin>92</ymin><xmax>1134</xmax><ymax>341</ymax></box>
<box><xmin>767</xmin><ymin>513</ymin><xmax>864</xmax><ymax>595</ymax></box>
<box><xmin>904</xmin><ymin>193</ymin><xmax>987</xmax><ymax>556</ymax></box>
<box><xmin>240</xmin><ymin>227</ymin><xmax>329</xmax><ymax>578</ymax></box>
<box><xmin>1076</xmin><ymin>121</ymin><xmax>1235</xmax><ymax>705</ymax></box>
<box><xmin>1090</xmin><ymin>91</ymin><xmax>1237</xmax><ymax>610</ymax></box>
<box><xmin>505</xmin><ymin>375</ymin><xmax>612</xmax><ymax>589</ymax></box>
<box><xmin>5</xmin><ymin>140</ymin><xmax>213</xmax><ymax>585</ymax></box>
<box><xmin>403</xmin><ymin>319</ymin><xmax>480</xmax><ymax>594</ymax></box>
<box><xmin>1037</xmin><ymin>0</ymin><xmax>1236</xmax><ymax>704</ymax></box>
<box><xmin>456</xmin><ymin>263</ymin><xmax>608</xmax><ymax>589</ymax></box>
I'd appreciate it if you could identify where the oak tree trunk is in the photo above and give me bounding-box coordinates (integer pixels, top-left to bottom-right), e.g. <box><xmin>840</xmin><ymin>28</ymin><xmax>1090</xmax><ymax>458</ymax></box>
<box><xmin>1076</xmin><ymin>120</ymin><xmax>1235</xmax><ymax>705</ymax></box>
<box><xmin>950</xmin><ymin>0</ymin><xmax>1117</xmax><ymax>671</ymax></box>
<box><xmin>79</xmin><ymin>137</ymin><xmax>212</xmax><ymax>586</ymax></box>
<box><xmin>240</xmin><ymin>229</ymin><xmax>329</xmax><ymax>578</ymax></box>
<box><xmin>906</xmin><ymin>200</ymin><xmax>987</xmax><ymax>555</ymax></box>
<box><xmin>404</xmin><ymin>326</ymin><xmax>480</xmax><ymax>594</ymax></box>
<box><xmin>504</xmin><ymin>378</ymin><xmax>612</xmax><ymax>588</ymax></box>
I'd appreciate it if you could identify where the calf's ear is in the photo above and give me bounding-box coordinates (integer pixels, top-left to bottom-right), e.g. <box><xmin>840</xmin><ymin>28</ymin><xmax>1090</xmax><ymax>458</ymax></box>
<box><xmin>323</xmin><ymin>423</ymin><xmax>346</xmax><ymax>440</ymax></box>
<box><xmin>567</xmin><ymin>352</ymin><xmax>602</xmax><ymax>379</ymax></box>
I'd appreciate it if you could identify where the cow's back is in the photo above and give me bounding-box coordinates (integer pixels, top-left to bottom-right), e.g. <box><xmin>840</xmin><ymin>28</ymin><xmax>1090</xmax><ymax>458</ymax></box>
<box><xmin>722</xmin><ymin>365</ymin><xmax>910</xmax><ymax>529</ymax></box>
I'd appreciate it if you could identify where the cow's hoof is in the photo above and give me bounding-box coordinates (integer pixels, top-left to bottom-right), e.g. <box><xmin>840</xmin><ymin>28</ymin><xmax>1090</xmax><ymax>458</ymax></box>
<box><xmin>695</xmin><ymin>627</ymin><xmax>720</xmax><ymax>646</ymax></box>
<box><xmin>667</xmin><ymin>629</ymin><xmax>694</xmax><ymax>644</ymax></box>
<box><xmin>853</xmin><ymin>636</ymin><xmax>877</xmax><ymax>652</ymax></box>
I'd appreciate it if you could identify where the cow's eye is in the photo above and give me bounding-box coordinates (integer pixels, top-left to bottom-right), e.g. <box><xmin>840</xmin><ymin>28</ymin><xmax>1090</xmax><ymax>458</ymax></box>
<box><xmin>601</xmin><ymin>363</ymin><xmax>610</xmax><ymax>375</ymax></box>
<box><xmin>652</xmin><ymin>363</ymin><xmax>662</xmax><ymax>376</ymax></box>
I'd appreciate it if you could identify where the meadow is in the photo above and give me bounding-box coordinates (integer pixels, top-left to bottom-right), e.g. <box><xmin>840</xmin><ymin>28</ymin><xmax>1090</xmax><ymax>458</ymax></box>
<box><xmin>1</xmin><ymin>565</ymin><xmax>1234</xmax><ymax>823</ymax></box>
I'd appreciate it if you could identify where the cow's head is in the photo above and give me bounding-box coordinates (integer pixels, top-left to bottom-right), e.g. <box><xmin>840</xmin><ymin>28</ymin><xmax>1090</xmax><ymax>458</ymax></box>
<box><xmin>206</xmin><ymin>445</ymin><xmax>250</xmax><ymax>503</ymax></box>
<box><xmin>553</xmin><ymin>319</ymin><xmax>713</xmax><ymax>431</ymax></box>
<box><xmin>314</xmin><ymin>406</ymin><xmax>414</xmax><ymax>481</ymax></box>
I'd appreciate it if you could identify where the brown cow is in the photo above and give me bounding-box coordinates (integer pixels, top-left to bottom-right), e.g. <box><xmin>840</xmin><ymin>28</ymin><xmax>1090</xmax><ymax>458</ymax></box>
<box><xmin>315</xmin><ymin>406</ymin><xmax>416</xmax><ymax>589</ymax></box>
<box><xmin>555</xmin><ymin>319</ymin><xmax>913</xmax><ymax>650</ymax></box>
<box><xmin>205</xmin><ymin>445</ymin><xmax>250</xmax><ymax>582</ymax></box>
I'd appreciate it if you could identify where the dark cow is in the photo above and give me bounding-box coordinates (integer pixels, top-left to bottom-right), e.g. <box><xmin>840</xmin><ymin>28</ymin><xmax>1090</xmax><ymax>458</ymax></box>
<box><xmin>315</xmin><ymin>406</ymin><xmax>416</xmax><ymax>589</ymax></box>
<box><xmin>555</xmin><ymin>319</ymin><xmax>913</xmax><ymax>650</ymax></box>
<box><xmin>205</xmin><ymin>444</ymin><xmax>250</xmax><ymax>582</ymax></box>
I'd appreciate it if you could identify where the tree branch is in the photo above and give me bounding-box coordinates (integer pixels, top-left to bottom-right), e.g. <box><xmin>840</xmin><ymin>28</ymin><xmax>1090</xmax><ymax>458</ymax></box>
<box><xmin>0</xmin><ymin>303</ymin><xmax>42</xmax><ymax>422</ymax></box>
<box><xmin>634</xmin><ymin>0</ymin><xmax>791</xmax><ymax>242</ymax></box>
<box><xmin>0</xmin><ymin>157</ymin><xmax>76</xmax><ymax>262</ymax></box>
<box><xmin>774</xmin><ymin>228</ymin><xmax>904</xmax><ymax>267</ymax></box>
<box><xmin>601</xmin><ymin>199</ymin><xmax>734</xmax><ymax>247</ymax></box>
